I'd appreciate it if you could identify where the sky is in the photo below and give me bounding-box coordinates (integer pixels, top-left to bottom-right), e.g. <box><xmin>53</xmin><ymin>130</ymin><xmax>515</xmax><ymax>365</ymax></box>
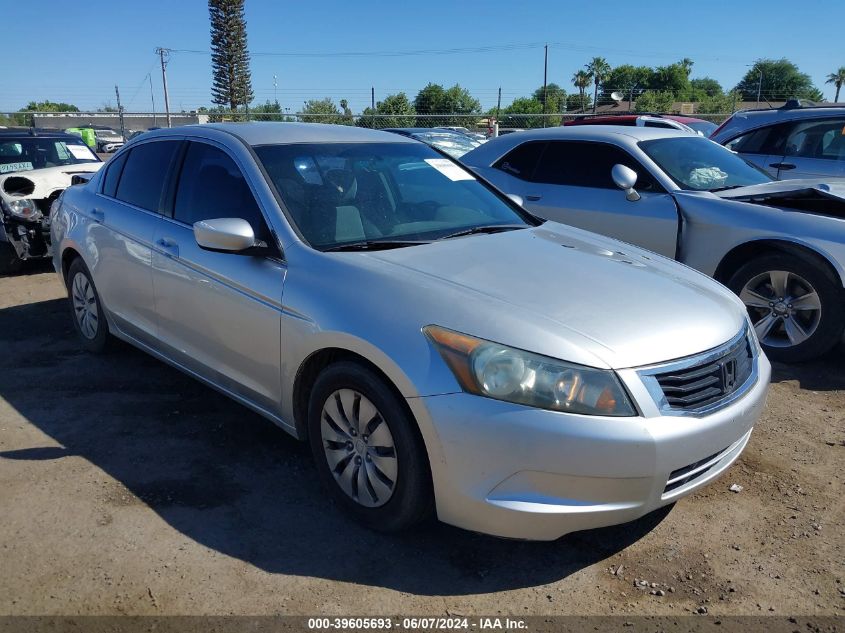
<box><xmin>3</xmin><ymin>0</ymin><xmax>843</xmax><ymax>114</ymax></box>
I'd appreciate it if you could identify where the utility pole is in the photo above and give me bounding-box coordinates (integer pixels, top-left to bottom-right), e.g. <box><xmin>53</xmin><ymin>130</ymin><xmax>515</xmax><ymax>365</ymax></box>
<box><xmin>156</xmin><ymin>47</ymin><xmax>172</xmax><ymax>128</ymax></box>
<box><xmin>494</xmin><ymin>86</ymin><xmax>502</xmax><ymax>138</ymax></box>
<box><xmin>148</xmin><ymin>73</ymin><xmax>157</xmax><ymax>127</ymax></box>
<box><xmin>273</xmin><ymin>74</ymin><xmax>278</xmax><ymax>105</ymax></box>
<box><xmin>542</xmin><ymin>44</ymin><xmax>548</xmax><ymax>127</ymax></box>
<box><xmin>756</xmin><ymin>69</ymin><xmax>763</xmax><ymax>108</ymax></box>
<box><xmin>371</xmin><ymin>86</ymin><xmax>375</xmax><ymax>111</ymax></box>
<box><xmin>114</xmin><ymin>85</ymin><xmax>126</xmax><ymax>140</ymax></box>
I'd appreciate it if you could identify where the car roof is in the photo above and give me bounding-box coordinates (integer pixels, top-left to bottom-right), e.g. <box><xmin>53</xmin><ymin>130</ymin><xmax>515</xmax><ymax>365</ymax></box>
<box><xmin>141</xmin><ymin>122</ymin><xmax>419</xmax><ymax>146</ymax></box>
<box><xmin>0</xmin><ymin>128</ymin><xmax>85</xmax><ymax>140</ymax></box>
<box><xmin>462</xmin><ymin>125</ymin><xmax>693</xmax><ymax>165</ymax></box>
<box><xmin>711</xmin><ymin>103</ymin><xmax>845</xmax><ymax>142</ymax></box>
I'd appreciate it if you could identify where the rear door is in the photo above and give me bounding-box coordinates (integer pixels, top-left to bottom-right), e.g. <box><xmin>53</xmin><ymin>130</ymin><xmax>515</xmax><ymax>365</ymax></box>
<box><xmin>725</xmin><ymin>123</ymin><xmax>789</xmax><ymax>178</ymax></box>
<box><xmin>91</xmin><ymin>139</ymin><xmax>181</xmax><ymax>346</ymax></box>
<box><xmin>519</xmin><ymin>140</ymin><xmax>680</xmax><ymax>258</ymax></box>
<box><xmin>777</xmin><ymin>117</ymin><xmax>845</xmax><ymax>179</ymax></box>
<box><xmin>150</xmin><ymin>140</ymin><xmax>286</xmax><ymax>415</ymax></box>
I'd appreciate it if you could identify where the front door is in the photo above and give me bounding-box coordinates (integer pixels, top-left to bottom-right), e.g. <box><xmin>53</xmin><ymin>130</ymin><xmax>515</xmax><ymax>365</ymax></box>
<box><xmin>151</xmin><ymin>140</ymin><xmax>286</xmax><ymax>415</ymax></box>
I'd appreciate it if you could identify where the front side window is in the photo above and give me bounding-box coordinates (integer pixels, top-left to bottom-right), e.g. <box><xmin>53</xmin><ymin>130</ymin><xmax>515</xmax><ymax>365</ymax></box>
<box><xmin>493</xmin><ymin>141</ymin><xmax>546</xmax><ymax>180</ymax></box>
<box><xmin>640</xmin><ymin>137</ymin><xmax>771</xmax><ymax>191</ymax></box>
<box><xmin>115</xmin><ymin>140</ymin><xmax>180</xmax><ymax>212</ymax></box>
<box><xmin>173</xmin><ymin>142</ymin><xmax>269</xmax><ymax>241</ymax></box>
<box><xmin>254</xmin><ymin>142</ymin><xmax>535</xmax><ymax>249</ymax></box>
<box><xmin>725</xmin><ymin>123</ymin><xmax>789</xmax><ymax>155</ymax></box>
<box><xmin>533</xmin><ymin>141</ymin><xmax>659</xmax><ymax>190</ymax></box>
<box><xmin>783</xmin><ymin>118</ymin><xmax>845</xmax><ymax>160</ymax></box>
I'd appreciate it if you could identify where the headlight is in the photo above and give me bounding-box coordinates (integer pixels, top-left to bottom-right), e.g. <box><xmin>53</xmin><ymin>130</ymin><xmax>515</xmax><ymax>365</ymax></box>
<box><xmin>424</xmin><ymin>325</ymin><xmax>636</xmax><ymax>417</ymax></box>
<box><xmin>5</xmin><ymin>199</ymin><xmax>42</xmax><ymax>221</ymax></box>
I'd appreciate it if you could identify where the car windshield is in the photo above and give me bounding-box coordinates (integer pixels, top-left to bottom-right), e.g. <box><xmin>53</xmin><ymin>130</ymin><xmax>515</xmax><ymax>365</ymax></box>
<box><xmin>0</xmin><ymin>138</ymin><xmax>99</xmax><ymax>174</ymax></box>
<box><xmin>411</xmin><ymin>132</ymin><xmax>479</xmax><ymax>158</ymax></box>
<box><xmin>639</xmin><ymin>136</ymin><xmax>771</xmax><ymax>191</ymax></box>
<box><xmin>254</xmin><ymin>142</ymin><xmax>535</xmax><ymax>250</ymax></box>
<box><xmin>685</xmin><ymin>120</ymin><xmax>718</xmax><ymax>136</ymax></box>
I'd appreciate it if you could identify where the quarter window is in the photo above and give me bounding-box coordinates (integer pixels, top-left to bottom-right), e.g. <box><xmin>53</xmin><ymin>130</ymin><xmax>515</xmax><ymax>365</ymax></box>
<box><xmin>533</xmin><ymin>141</ymin><xmax>658</xmax><ymax>190</ymax></box>
<box><xmin>173</xmin><ymin>142</ymin><xmax>269</xmax><ymax>241</ymax></box>
<box><xmin>115</xmin><ymin>141</ymin><xmax>181</xmax><ymax>212</ymax></box>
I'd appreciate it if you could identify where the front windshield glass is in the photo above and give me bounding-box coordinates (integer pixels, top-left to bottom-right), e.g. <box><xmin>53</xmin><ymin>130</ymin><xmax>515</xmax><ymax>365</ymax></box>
<box><xmin>639</xmin><ymin>136</ymin><xmax>771</xmax><ymax>191</ymax></box>
<box><xmin>0</xmin><ymin>138</ymin><xmax>99</xmax><ymax>174</ymax></box>
<box><xmin>254</xmin><ymin>142</ymin><xmax>534</xmax><ymax>249</ymax></box>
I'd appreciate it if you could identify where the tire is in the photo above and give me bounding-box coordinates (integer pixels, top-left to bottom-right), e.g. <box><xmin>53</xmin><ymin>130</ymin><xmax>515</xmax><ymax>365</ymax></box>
<box><xmin>728</xmin><ymin>253</ymin><xmax>844</xmax><ymax>363</ymax></box>
<box><xmin>307</xmin><ymin>361</ymin><xmax>433</xmax><ymax>532</ymax></box>
<box><xmin>0</xmin><ymin>241</ymin><xmax>22</xmax><ymax>275</ymax></box>
<box><xmin>66</xmin><ymin>258</ymin><xmax>111</xmax><ymax>353</ymax></box>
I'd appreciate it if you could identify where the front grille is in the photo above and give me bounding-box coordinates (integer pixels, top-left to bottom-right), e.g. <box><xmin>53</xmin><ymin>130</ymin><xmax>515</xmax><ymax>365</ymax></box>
<box><xmin>663</xmin><ymin>447</ymin><xmax>728</xmax><ymax>494</ymax></box>
<box><xmin>652</xmin><ymin>333</ymin><xmax>754</xmax><ymax>412</ymax></box>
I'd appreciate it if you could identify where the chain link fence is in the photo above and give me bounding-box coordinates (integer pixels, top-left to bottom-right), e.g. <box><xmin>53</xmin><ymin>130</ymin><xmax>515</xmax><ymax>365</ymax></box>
<box><xmin>1</xmin><ymin>110</ymin><xmax>733</xmax><ymax>139</ymax></box>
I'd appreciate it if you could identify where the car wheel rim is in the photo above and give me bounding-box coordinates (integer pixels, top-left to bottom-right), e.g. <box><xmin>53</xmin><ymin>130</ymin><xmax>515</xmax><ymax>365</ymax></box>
<box><xmin>71</xmin><ymin>272</ymin><xmax>99</xmax><ymax>340</ymax></box>
<box><xmin>320</xmin><ymin>388</ymin><xmax>398</xmax><ymax>508</ymax></box>
<box><xmin>740</xmin><ymin>270</ymin><xmax>821</xmax><ymax>349</ymax></box>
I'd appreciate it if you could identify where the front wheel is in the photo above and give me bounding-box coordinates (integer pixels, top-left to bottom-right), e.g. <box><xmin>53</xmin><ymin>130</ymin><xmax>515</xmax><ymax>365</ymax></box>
<box><xmin>308</xmin><ymin>362</ymin><xmax>432</xmax><ymax>532</ymax></box>
<box><xmin>728</xmin><ymin>253</ymin><xmax>844</xmax><ymax>362</ymax></box>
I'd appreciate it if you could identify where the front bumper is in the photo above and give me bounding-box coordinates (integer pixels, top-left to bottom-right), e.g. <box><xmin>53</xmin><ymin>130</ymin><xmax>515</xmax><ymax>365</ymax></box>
<box><xmin>407</xmin><ymin>353</ymin><xmax>770</xmax><ymax>540</ymax></box>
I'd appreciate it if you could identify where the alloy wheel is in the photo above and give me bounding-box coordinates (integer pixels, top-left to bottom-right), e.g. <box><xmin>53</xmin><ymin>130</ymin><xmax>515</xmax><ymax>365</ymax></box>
<box><xmin>320</xmin><ymin>388</ymin><xmax>398</xmax><ymax>508</ymax></box>
<box><xmin>71</xmin><ymin>272</ymin><xmax>99</xmax><ymax>340</ymax></box>
<box><xmin>739</xmin><ymin>270</ymin><xmax>821</xmax><ymax>348</ymax></box>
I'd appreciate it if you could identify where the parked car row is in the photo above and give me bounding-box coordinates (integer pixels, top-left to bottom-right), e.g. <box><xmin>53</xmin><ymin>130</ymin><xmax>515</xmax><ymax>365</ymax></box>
<box><xmin>48</xmin><ymin>122</ymin><xmax>774</xmax><ymax>541</ymax></box>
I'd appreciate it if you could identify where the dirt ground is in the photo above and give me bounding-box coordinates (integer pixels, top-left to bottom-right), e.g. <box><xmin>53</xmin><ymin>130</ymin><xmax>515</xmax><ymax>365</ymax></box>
<box><xmin>0</xmin><ymin>262</ymin><xmax>842</xmax><ymax>617</ymax></box>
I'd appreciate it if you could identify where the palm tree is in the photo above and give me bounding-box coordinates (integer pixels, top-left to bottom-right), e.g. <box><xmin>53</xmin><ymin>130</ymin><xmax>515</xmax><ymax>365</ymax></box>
<box><xmin>680</xmin><ymin>57</ymin><xmax>694</xmax><ymax>77</ymax></box>
<box><xmin>572</xmin><ymin>70</ymin><xmax>592</xmax><ymax>112</ymax></box>
<box><xmin>826</xmin><ymin>67</ymin><xmax>845</xmax><ymax>102</ymax></box>
<box><xmin>585</xmin><ymin>57</ymin><xmax>611</xmax><ymax>113</ymax></box>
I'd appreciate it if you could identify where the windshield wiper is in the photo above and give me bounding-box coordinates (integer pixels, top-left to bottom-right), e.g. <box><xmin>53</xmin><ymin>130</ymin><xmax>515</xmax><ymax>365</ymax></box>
<box><xmin>436</xmin><ymin>224</ymin><xmax>528</xmax><ymax>241</ymax></box>
<box><xmin>322</xmin><ymin>239</ymin><xmax>431</xmax><ymax>252</ymax></box>
<box><xmin>710</xmin><ymin>185</ymin><xmax>745</xmax><ymax>192</ymax></box>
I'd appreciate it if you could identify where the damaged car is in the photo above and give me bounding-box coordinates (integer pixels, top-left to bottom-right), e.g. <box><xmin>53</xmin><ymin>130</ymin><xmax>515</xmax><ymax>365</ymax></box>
<box><xmin>462</xmin><ymin>126</ymin><xmax>845</xmax><ymax>362</ymax></box>
<box><xmin>0</xmin><ymin>129</ymin><xmax>102</xmax><ymax>273</ymax></box>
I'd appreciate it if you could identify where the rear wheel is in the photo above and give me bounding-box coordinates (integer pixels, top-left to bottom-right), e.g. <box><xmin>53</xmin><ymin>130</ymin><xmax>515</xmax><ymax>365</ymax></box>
<box><xmin>0</xmin><ymin>242</ymin><xmax>22</xmax><ymax>275</ymax></box>
<box><xmin>728</xmin><ymin>254</ymin><xmax>844</xmax><ymax>362</ymax></box>
<box><xmin>308</xmin><ymin>361</ymin><xmax>432</xmax><ymax>532</ymax></box>
<box><xmin>66</xmin><ymin>258</ymin><xmax>111</xmax><ymax>353</ymax></box>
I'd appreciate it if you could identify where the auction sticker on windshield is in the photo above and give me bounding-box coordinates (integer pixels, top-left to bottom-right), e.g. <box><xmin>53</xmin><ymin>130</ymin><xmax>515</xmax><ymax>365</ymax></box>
<box><xmin>424</xmin><ymin>158</ymin><xmax>474</xmax><ymax>181</ymax></box>
<box><xmin>67</xmin><ymin>144</ymin><xmax>97</xmax><ymax>160</ymax></box>
<box><xmin>0</xmin><ymin>162</ymin><xmax>33</xmax><ymax>173</ymax></box>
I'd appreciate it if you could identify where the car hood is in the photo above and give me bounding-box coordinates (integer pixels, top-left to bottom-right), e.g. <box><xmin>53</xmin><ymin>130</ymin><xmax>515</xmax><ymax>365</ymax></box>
<box><xmin>364</xmin><ymin>223</ymin><xmax>746</xmax><ymax>369</ymax></box>
<box><xmin>714</xmin><ymin>178</ymin><xmax>845</xmax><ymax>202</ymax></box>
<box><xmin>0</xmin><ymin>163</ymin><xmax>103</xmax><ymax>202</ymax></box>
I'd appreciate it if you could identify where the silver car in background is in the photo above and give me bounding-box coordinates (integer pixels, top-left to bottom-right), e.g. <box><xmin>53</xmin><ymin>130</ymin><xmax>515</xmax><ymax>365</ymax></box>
<box><xmin>50</xmin><ymin>123</ymin><xmax>769</xmax><ymax>540</ymax></box>
<box><xmin>462</xmin><ymin>126</ymin><xmax>845</xmax><ymax>363</ymax></box>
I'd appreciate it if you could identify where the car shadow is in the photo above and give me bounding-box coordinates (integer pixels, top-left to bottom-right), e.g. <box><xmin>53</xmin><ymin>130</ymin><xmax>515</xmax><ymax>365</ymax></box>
<box><xmin>0</xmin><ymin>297</ymin><xmax>671</xmax><ymax>596</ymax></box>
<box><xmin>768</xmin><ymin>343</ymin><xmax>845</xmax><ymax>392</ymax></box>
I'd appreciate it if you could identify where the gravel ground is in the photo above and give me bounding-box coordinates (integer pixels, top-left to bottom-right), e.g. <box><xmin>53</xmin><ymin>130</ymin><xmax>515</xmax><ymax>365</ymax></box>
<box><xmin>0</xmin><ymin>263</ymin><xmax>842</xmax><ymax>616</ymax></box>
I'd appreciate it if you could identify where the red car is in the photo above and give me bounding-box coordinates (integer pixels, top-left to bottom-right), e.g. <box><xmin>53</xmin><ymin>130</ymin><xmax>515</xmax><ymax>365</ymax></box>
<box><xmin>563</xmin><ymin>114</ymin><xmax>718</xmax><ymax>136</ymax></box>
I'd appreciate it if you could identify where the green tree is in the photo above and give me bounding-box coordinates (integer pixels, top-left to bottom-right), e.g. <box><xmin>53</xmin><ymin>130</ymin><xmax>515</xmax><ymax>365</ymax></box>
<box><xmin>413</xmin><ymin>83</ymin><xmax>480</xmax><ymax>126</ymax></box>
<box><xmin>566</xmin><ymin>92</ymin><xmax>590</xmax><ymax>112</ymax></box>
<box><xmin>209</xmin><ymin>0</ymin><xmax>254</xmax><ymax>110</ymax></box>
<box><xmin>251</xmin><ymin>100</ymin><xmax>284</xmax><ymax>121</ymax></box>
<box><xmin>648</xmin><ymin>63</ymin><xmax>691</xmax><ymax>98</ymax></box>
<box><xmin>21</xmin><ymin>100</ymin><xmax>80</xmax><ymax>112</ymax></box>
<box><xmin>585</xmin><ymin>57</ymin><xmax>611</xmax><ymax>113</ymax></box>
<box><xmin>635</xmin><ymin>90</ymin><xmax>675</xmax><ymax>113</ymax></box>
<box><xmin>695</xmin><ymin>91</ymin><xmax>741</xmax><ymax>115</ymax></box>
<box><xmin>826</xmin><ymin>67</ymin><xmax>845</xmax><ymax>102</ymax></box>
<box><xmin>532</xmin><ymin>83</ymin><xmax>566</xmax><ymax>111</ymax></box>
<box><xmin>602</xmin><ymin>65</ymin><xmax>651</xmax><ymax>108</ymax></box>
<box><xmin>735</xmin><ymin>59</ymin><xmax>822</xmax><ymax>102</ymax></box>
<box><xmin>690</xmin><ymin>77</ymin><xmax>723</xmax><ymax>98</ymax></box>
<box><xmin>358</xmin><ymin>92</ymin><xmax>416</xmax><ymax>128</ymax></box>
<box><xmin>571</xmin><ymin>70</ymin><xmax>592</xmax><ymax>112</ymax></box>
<box><xmin>299</xmin><ymin>98</ymin><xmax>350</xmax><ymax>125</ymax></box>
<box><xmin>501</xmin><ymin>97</ymin><xmax>544</xmax><ymax>128</ymax></box>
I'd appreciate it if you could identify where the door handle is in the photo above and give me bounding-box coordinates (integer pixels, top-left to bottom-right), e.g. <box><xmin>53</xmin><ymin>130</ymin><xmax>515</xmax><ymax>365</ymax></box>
<box><xmin>525</xmin><ymin>194</ymin><xmax>543</xmax><ymax>201</ymax></box>
<box><xmin>156</xmin><ymin>237</ymin><xmax>179</xmax><ymax>258</ymax></box>
<box><xmin>90</xmin><ymin>209</ymin><xmax>104</xmax><ymax>224</ymax></box>
<box><xmin>769</xmin><ymin>162</ymin><xmax>796</xmax><ymax>170</ymax></box>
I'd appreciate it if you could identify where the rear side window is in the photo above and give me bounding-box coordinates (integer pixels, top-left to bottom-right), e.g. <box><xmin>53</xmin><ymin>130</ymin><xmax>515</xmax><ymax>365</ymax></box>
<box><xmin>115</xmin><ymin>141</ymin><xmax>181</xmax><ymax>212</ymax></box>
<box><xmin>101</xmin><ymin>151</ymin><xmax>128</xmax><ymax>198</ymax></box>
<box><xmin>726</xmin><ymin>123</ymin><xmax>789</xmax><ymax>155</ymax></box>
<box><xmin>533</xmin><ymin>141</ymin><xmax>659</xmax><ymax>190</ymax></box>
<box><xmin>784</xmin><ymin>118</ymin><xmax>845</xmax><ymax>160</ymax></box>
<box><xmin>493</xmin><ymin>141</ymin><xmax>546</xmax><ymax>180</ymax></box>
<box><xmin>173</xmin><ymin>142</ymin><xmax>269</xmax><ymax>241</ymax></box>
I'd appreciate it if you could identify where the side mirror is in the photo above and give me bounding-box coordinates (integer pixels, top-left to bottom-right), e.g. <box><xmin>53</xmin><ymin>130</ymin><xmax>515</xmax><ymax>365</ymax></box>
<box><xmin>611</xmin><ymin>164</ymin><xmax>641</xmax><ymax>202</ymax></box>
<box><xmin>505</xmin><ymin>193</ymin><xmax>524</xmax><ymax>207</ymax></box>
<box><xmin>193</xmin><ymin>218</ymin><xmax>256</xmax><ymax>253</ymax></box>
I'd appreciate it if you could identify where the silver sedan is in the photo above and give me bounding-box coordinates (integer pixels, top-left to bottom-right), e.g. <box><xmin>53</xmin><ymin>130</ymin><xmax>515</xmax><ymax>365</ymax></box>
<box><xmin>462</xmin><ymin>126</ymin><xmax>845</xmax><ymax>363</ymax></box>
<box><xmin>51</xmin><ymin>123</ymin><xmax>769</xmax><ymax>540</ymax></box>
